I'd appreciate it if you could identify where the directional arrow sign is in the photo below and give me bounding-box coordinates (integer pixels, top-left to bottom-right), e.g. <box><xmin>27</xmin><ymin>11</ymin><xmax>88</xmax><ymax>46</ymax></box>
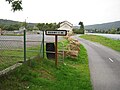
<box><xmin>45</xmin><ymin>30</ymin><xmax>67</xmax><ymax>36</ymax></box>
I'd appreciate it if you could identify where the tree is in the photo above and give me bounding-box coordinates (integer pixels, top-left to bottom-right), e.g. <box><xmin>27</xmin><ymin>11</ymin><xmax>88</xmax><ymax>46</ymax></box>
<box><xmin>78</xmin><ymin>21</ymin><xmax>84</xmax><ymax>34</ymax></box>
<box><xmin>116</xmin><ymin>28</ymin><xmax>120</xmax><ymax>34</ymax></box>
<box><xmin>36</xmin><ymin>23</ymin><xmax>45</xmax><ymax>30</ymax></box>
<box><xmin>0</xmin><ymin>24</ymin><xmax>4</xmax><ymax>30</ymax></box>
<box><xmin>36</xmin><ymin>23</ymin><xmax>59</xmax><ymax>31</ymax></box>
<box><xmin>79</xmin><ymin>21</ymin><xmax>84</xmax><ymax>29</ymax></box>
<box><xmin>117</xmin><ymin>28</ymin><xmax>120</xmax><ymax>32</ymax></box>
<box><xmin>0</xmin><ymin>28</ymin><xmax>2</xmax><ymax>35</ymax></box>
<box><xmin>5</xmin><ymin>0</ymin><xmax>23</xmax><ymax>12</ymax></box>
<box><xmin>20</xmin><ymin>22</ymin><xmax>27</xmax><ymax>28</ymax></box>
<box><xmin>12</xmin><ymin>24</ymin><xmax>21</xmax><ymax>30</ymax></box>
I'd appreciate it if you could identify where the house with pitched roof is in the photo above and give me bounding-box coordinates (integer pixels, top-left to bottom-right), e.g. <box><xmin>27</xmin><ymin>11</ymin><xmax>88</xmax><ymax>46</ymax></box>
<box><xmin>58</xmin><ymin>21</ymin><xmax>73</xmax><ymax>34</ymax></box>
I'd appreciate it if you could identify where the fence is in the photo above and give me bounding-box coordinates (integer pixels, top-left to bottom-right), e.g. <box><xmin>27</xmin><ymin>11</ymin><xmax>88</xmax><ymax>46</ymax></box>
<box><xmin>0</xmin><ymin>30</ymin><xmax>43</xmax><ymax>71</ymax></box>
<box><xmin>0</xmin><ymin>30</ymin><xmax>66</xmax><ymax>73</ymax></box>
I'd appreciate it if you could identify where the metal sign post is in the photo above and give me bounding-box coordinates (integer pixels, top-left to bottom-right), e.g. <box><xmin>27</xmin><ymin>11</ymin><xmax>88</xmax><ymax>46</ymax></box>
<box><xmin>24</xmin><ymin>30</ymin><xmax>26</xmax><ymax>62</ymax></box>
<box><xmin>55</xmin><ymin>35</ymin><xmax>58</xmax><ymax>66</ymax></box>
<box><xmin>43</xmin><ymin>30</ymin><xmax>45</xmax><ymax>58</ymax></box>
<box><xmin>45</xmin><ymin>30</ymin><xmax>67</xmax><ymax>67</ymax></box>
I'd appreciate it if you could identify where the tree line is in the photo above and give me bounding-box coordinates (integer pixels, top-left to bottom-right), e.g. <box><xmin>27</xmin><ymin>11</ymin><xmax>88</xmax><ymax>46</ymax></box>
<box><xmin>73</xmin><ymin>21</ymin><xmax>85</xmax><ymax>34</ymax></box>
<box><xmin>0</xmin><ymin>22</ymin><xmax>60</xmax><ymax>31</ymax></box>
<box><xmin>36</xmin><ymin>23</ymin><xmax>60</xmax><ymax>30</ymax></box>
<box><xmin>87</xmin><ymin>28</ymin><xmax>120</xmax><ymax>34</ymax></box>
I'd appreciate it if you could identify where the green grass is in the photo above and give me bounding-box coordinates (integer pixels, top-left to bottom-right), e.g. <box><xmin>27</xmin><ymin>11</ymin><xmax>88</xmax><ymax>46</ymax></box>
<box><xmin>80</xmin><ymin>35</ymin><xmax>120</xmax><ymax>52</ymax></box>
<box><xmin>0</xmin><ymin>40</ymin><xmax>92</xmax><ymax>90</ymax></box>
<box><xmin>0</xmin><ymin>45</ymin><xmax>40</xmax><ymax>71</ymax></box>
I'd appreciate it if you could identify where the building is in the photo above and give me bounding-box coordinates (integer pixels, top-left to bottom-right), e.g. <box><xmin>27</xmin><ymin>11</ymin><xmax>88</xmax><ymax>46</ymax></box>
<box><xmin>58</xmin><ymin>21</ymin><xmax>73</xmax><ymax>34</ymax></box>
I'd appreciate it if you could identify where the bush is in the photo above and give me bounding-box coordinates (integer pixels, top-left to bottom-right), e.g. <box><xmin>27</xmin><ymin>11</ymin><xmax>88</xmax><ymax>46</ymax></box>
<box><xmin>73</xmin><ymin>29</ymin><xmax>84</xmax><ymax>34</ymax></box>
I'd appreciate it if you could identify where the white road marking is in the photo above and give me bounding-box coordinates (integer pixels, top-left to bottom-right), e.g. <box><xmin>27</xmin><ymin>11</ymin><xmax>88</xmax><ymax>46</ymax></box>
<box><xmin>109</xmin><ymin>58</ymin><xmax>114</xmax><ymax>63</ymax></box>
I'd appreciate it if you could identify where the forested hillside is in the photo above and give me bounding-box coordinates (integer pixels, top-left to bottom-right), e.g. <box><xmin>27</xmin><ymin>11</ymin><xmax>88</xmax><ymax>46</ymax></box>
<box><xmin>85</xmin><ymin>21</ymin><xmax>120</xmax><ymax>30</ymax></box>
<box><xmin>0</xmin><ymin>19</ymin><xmax>59</xmax><ymax>31</ymax></box>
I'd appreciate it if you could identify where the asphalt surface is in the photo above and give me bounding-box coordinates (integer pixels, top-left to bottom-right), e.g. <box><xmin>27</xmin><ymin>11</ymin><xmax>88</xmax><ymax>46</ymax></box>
<box><xmin>72</xmin><ymin>35</ymin><xmax>120</xmax><ymax>90</ymax></box>
<box><xmin>0</xmin><ymin>33</ymin><xmax>63</xmax><ymax>49</ymax></box>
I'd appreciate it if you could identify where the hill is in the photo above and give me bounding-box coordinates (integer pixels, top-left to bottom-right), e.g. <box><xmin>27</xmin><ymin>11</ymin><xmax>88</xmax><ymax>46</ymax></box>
<box><xmin>0</xmin><ymin>19</ymin><xmax>19</xmax><ymax>25</ymax></box>
<box><xmin>85</xmin><ymin>21</ymin><xmax>120</xmax><ymax>30</ymax></box>
<box><xmin>0</xmin><ymin>19</ymin><xmax>35</xmax><ymax>27</ymax></box>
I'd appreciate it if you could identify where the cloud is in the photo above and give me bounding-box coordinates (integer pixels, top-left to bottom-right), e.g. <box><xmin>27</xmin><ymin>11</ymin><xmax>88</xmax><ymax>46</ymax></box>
<box><xmin>0</xmin><ymin>0</ymin><xmax>120</xmax><ymax>25</ymax></box>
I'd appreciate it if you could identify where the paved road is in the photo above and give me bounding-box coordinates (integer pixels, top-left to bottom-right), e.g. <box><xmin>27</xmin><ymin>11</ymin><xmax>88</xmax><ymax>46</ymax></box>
<box><xmin>72</xmin><ymin>35</ymin><xmax>120</xmax><ymax>90</ymax></box>
<box><xmin>87</xmin><ymin>33</ymin><xmax>120</xmax><ymax>40</ymax></box>
<box><xmin>0</xmin><ymin>33</ymin><xmax>63</xmax><ymax>49</ymax></box>
<box><xmin>0</xmin><ymin>34</ymin><xmax>42</xmax><ymax>49</ymax></box>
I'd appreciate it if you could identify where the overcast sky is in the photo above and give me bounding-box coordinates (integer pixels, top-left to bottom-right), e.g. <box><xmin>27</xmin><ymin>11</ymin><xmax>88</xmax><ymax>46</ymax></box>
<box><xmin>0</xmin><ymin>0</ymin><xmax>120</xmax><ymax>25</ymax></box>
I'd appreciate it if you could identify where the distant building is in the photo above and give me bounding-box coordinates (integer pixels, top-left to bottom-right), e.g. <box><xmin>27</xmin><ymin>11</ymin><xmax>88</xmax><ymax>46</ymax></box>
<box><xmin>58</xmin><ymin>21</ymin><xmax>73</xmax><ymax>34</ymax></box>
<box><xmin>33</xmin><ymin>26</ymin><xmax>39</xmax><ymax>30</ymax></box>
<box><xmin>19</xmin><ymin>27</ymin><xmax>25</xmax><ymax>31</ymax></box>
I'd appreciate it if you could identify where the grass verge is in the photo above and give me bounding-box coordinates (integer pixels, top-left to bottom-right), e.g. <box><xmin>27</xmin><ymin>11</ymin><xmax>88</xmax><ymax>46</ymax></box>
<box><xmin>80</xmin><ymin>35</ymin><xmax>120</xmax><ymax>52</ymax></box>
<box><xmin>0</xmin><ymin>45</ymin><xmax>40</xmax><ymax>71</ymax></box>
<box><xmin>0</xmin><ymin>40</ymin><xmax>92</xmax><ymax>90</ymax></box>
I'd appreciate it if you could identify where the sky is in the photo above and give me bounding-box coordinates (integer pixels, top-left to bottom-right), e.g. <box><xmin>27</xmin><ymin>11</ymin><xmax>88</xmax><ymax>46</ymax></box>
<box><xmin>0</xmin><ymin>0</ymin><xmax>120</xmax><ymax>25</ymax></box>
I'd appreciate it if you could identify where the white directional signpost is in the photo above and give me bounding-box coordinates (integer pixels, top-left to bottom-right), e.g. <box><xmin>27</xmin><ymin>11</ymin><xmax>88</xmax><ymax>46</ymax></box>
<box><xmin>46</xmin><ymin>30</ymin><xmax>67</xmax><ymax>36</ymax></box>
<box><xmin>45</xmin><ymin>30</ymin><xmax>67</xmax><ymax>67</ymax></box>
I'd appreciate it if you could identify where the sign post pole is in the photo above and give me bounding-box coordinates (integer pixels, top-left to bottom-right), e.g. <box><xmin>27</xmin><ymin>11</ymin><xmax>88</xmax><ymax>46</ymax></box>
<box><xmin>24</xmin><ymin>30</ymin><xmax>26</xmax><ymax>62</ymax></box>
<box><xmin>43</xmin><ymin>30</ymin><xmax>45</xmax><ymax>58</ymax></box>
<box><xmin>55</xmin><ymin>35</ymin><xmax>58</xmax><ymax>67</ymax></box>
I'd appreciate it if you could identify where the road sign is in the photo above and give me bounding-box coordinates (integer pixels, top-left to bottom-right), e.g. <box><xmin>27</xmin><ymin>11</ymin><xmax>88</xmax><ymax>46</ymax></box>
<box><xmin>45</xmin><ymin>30</ymin><xmax>67</xmax><ymax>36</ymax></box>
<box><xmin>45</xmin><ymin>30</ymin><xmax>67</xmax><ymax>67</ymax></box>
